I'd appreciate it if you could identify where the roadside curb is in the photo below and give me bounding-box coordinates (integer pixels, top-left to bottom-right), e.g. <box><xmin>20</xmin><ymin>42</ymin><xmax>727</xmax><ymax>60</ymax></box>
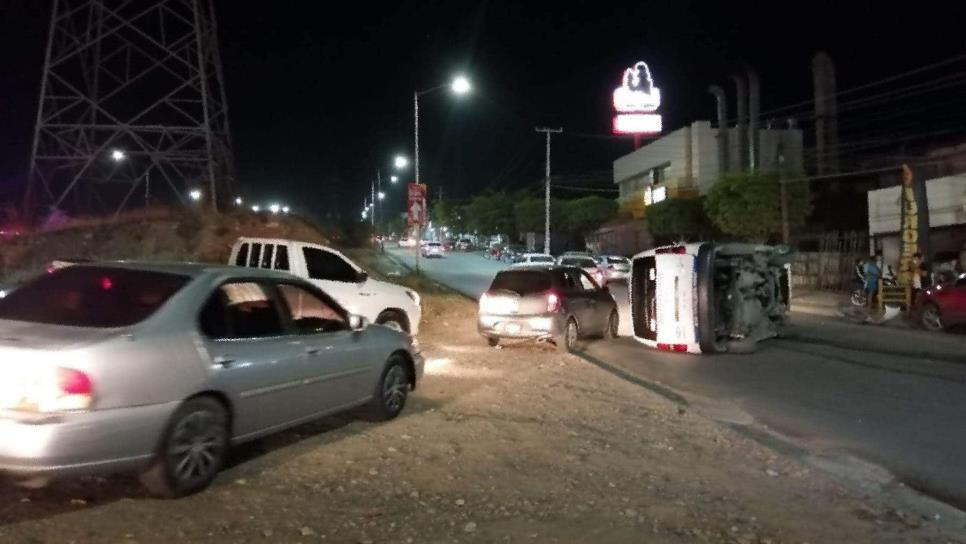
<box><xmin>790</xmin><ymin>303</ymin><xmax>842</xmax><ymax>318</ymax></box>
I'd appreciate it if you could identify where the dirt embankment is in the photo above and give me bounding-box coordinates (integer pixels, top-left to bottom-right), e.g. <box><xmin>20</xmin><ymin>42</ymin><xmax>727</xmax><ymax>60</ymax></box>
<box><xmin>0</xmin><ymin>209</ymin><xmax>328</xmax><ymax>282</ymax></box>
<box><xmin>1</xmin><ymin>257</ymin><xmax>960</xmax><ymax>543</ymax></box>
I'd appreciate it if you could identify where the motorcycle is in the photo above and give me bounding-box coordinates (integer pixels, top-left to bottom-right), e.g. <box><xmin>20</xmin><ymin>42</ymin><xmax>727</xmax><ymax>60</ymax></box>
<box><xmin>850</xmin><ymin>274</ymin><xmax>897</xmax><ymax>307</ymax></box>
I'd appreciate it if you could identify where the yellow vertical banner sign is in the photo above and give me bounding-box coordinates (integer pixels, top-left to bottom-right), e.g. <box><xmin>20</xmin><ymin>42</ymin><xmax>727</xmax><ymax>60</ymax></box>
<box><xmin>897</xmin><ymin>165</ymin><xmax>918</xmax><ymax>288</ymax></box>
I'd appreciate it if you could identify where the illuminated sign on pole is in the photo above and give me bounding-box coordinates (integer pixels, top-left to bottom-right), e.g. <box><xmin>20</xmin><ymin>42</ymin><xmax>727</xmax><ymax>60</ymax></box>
<box><xmin>612</xmin><ymin>61</ymin><xmax>663</xmax><ymax>136</ymax></box>
<box><xmin>407</xmin><ymin>182</ymin><xmax>427</xmax><ymax>226</ymax></box>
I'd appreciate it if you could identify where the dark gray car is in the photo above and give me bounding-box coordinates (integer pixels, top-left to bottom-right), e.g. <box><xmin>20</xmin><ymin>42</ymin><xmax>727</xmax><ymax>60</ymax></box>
<box><xmin>478</xmin><ymin>266</ymin><xmax>619</xmax><ymax>352</ymax></box>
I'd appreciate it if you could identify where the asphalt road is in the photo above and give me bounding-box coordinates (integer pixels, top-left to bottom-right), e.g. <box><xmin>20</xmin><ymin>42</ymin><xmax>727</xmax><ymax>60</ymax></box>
<box><xmin>388</xmin><ymin>247</ymin><xmax>966</xmax><ymax>511</ymax></box>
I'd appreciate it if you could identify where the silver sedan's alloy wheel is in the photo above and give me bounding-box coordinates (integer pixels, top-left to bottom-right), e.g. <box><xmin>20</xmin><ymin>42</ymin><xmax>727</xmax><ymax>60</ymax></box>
<box><xmin>168</xmin><ymin>410</ymin><xmax>226</xmax><ymax>486</ymax></box>
<box><xmin>921</xmin><ymin>304</ymin><xmax>943</xmax><ymax>331</ymax></box>
<box><xmin>383</xmin><ymin>365</ymin><xmax>408</xmax><ymax>413</ymax></box>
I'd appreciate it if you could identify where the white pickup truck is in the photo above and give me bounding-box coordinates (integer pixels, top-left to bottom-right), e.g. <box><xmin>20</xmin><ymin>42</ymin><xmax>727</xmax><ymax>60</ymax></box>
<box><xmin>229</xmin><ymin>238</ymin><xmax>422</xmax><ymax>335</ymax></box>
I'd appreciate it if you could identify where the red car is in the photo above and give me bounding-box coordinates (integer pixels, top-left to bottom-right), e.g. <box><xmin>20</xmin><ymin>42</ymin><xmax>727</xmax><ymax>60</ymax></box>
<box><xmin>916</xmin><ymin>273</ymin><xmax>966</xmax><ymax>331</ymax></box>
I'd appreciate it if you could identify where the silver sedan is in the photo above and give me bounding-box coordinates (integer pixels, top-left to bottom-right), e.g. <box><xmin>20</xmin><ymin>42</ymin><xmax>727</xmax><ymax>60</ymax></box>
<box><xmin>0</xmin><ymin>262</ymin><xmax>423</xmax><ymax>497</ymax></box>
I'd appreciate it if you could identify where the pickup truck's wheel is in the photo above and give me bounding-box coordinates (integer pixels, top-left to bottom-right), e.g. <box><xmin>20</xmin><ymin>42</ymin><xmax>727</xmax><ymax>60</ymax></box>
<box><xmin>376</xmin><ymin>310</ymin><xmax>408</xmax><ymax>334</ymax></box>
<box><xmin>366</xmin><ymin>355</ymin><xmax>410</xmax><ymax>421</ymax></box>
<box><xmin>486</xmin><ymin>336</ymin><xmax>500</xmax><ymax>347</ymax></box>
<box><xmin>140</xmin><ymin>397</ymin><xmax>229</xmax><ymax>498</ymax></box>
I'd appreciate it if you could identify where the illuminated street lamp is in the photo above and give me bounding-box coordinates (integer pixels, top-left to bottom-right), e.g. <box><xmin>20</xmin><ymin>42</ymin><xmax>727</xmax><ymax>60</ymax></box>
<box><xmin>390</xmin><ymin>175</ymin><xmax>399</xmax><ymax>183</ymax></box>
<box><xmin>110</xmin><ymin>148</ymin><xmax>126</xmax><ymax>162</ymax></box>
<box><xmin>188</xmin><ymin>189</ymin><xmax>203</xmax><ymax>202</ymax></box>
<box><xmin>234</xmin><ymin>196</ymin><xmax>243</xmax><ymax>206</ymax></box>
<box><xmin>378</xmin><ymin>191</ymin><xmax>385</xmax><ymax>200</ymax></box>
<box><xmin>394</xmin><ymin>155</ymin><xmax>409</xmax><ymax>169</ymax></box>
<box><xmin>451</xmin><ymin>75</ymin><xmax>471</xmax><ymax>95</ymax></box>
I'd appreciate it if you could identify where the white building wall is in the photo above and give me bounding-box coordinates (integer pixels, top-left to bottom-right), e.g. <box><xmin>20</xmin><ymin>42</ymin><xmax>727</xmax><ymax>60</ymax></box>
<box><xmin>867</xmin><ymin>175</ymin><xmax>966</xmax><ymax>235</ymax></box>
<box><xmin>614</xmin><ymin>121</ymin><xmax>805</xmax><ymax>200</ymax></box>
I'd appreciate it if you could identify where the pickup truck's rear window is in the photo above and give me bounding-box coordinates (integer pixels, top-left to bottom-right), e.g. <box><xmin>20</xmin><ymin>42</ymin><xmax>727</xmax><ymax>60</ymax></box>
<box><xmin>0</xmin><ymin>267</ymin><xmax>189</xmax><ymax>328</ymax></box>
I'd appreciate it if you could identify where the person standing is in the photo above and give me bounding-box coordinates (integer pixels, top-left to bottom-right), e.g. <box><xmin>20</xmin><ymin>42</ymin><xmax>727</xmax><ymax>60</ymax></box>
<box><xmin>863</xmin><ymin>256</ymin><xmax>881</xmax><ymax>310</ymax></box>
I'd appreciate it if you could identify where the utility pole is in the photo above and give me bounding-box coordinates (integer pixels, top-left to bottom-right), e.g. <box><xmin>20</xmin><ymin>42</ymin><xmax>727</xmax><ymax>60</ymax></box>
<box><xmin>778</xmin><ymin>146</ymin><xmax>790</xmax><ymax>245</ymax></box>
<box><xmin>536</xmin><ymin>127</ymin><xmax>563</xmax><ymax>254</ymax></box>
<box><xmin>370</xmin><ymin>179</ymin><xmax>376</xmax><ymax>229</ymax></box>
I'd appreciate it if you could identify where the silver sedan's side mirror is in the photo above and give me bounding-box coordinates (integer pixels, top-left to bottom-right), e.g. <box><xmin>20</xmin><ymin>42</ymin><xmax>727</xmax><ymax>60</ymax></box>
<box><xmin>349</xmin><ymin>314</ymin><xmax>369</xmax><ymax>332</ymax></box>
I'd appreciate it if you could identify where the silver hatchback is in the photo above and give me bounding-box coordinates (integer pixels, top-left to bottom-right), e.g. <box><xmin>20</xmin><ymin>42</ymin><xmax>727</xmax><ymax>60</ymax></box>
<box><xmin>0</xmin><ymin>263</ymin><xmax>423</xmax><ymax>497</ymax></box>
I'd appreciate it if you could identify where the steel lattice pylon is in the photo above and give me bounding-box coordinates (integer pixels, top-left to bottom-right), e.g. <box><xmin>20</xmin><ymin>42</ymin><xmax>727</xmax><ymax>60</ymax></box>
<box><xmin>25</xmin><ymin>0</ymin><xmax>234</xmax><ymax>220</ymax></box>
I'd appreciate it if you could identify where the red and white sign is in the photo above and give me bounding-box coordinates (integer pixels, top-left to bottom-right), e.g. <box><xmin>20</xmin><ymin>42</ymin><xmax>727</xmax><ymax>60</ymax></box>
<box><xmin>407</xmin><ymin>183</ymin><xmax>427</xmax><ymax>226</ymax></box>
<box><xmin>612</xmin><ymin>61</ymin><xmax>662</xmax><ymax>136</ymax></box>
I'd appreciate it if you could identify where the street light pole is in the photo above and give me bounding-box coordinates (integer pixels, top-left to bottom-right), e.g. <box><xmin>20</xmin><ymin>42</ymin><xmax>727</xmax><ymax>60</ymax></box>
<box><xmin>536</xmin><ymin>127</ymin><xmax>563</xmax><ymax>255</ymax></box>
<box><xmin>414</xmin><ymin>91</ymin><xmax>422</xmax><ymax>273</ymax></box>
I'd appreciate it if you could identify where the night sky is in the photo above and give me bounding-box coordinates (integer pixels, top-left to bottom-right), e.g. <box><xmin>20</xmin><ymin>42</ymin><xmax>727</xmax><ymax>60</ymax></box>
<box><xmin>2</xmin><ymin>1</ymin><xmax>965</xmax><ymax>221</ymax></box>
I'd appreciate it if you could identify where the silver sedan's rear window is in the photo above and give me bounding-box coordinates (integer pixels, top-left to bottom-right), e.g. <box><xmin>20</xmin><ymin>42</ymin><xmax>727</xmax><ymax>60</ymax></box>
<box><xmin>0</xmin><ymin>267</ymin><xmax>189</xmax><ymax>328</ymax></box>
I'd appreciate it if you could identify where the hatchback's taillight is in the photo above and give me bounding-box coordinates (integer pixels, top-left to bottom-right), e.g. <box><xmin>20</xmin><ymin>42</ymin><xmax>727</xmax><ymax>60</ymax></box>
<box><xmin>546</xmin><ymin>292</ymin><xmax>561</xmax><ymax>313</ymax></box>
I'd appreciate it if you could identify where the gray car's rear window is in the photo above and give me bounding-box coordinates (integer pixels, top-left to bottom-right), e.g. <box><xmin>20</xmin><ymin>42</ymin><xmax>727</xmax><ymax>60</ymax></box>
<box><xmin>490</xmin><ymin>270</ymin><xmax>552</xmax><ymax>295</ymax></box>
<box><xmin>0</xmin><ymin>267</ymin><xmax>189</xmax><ymax>328</ymax></box>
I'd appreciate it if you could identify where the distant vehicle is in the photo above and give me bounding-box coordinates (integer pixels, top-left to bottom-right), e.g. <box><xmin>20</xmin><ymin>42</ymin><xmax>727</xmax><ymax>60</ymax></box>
<box><xmin>485</xmin><ymin>245</ymin><xmax>503</xmax><ymax>260</ymax></box>
<box><xmin>456</xmin><ymin>238</ymin><xmax>474</xmax><ymax>251</ymax></box>
<box><xmin>230</xmin><ymin>238</ymin><xmax>421</xmax><ymax>335</ymax></box>
<box><xmin>501</xmin><ymin>245</ymin><xmax>526</xmax><ymax>263</ymax></box>
<box><xmin>398</xmin><ymin>237</ymin><xmax>417</xmax><ymax>248</ymax></box>
<box><xmin>556</xmin><ymin>255</ymin><xmax>605</xmax><ymax>286</ymax></box>
<box><xmin>478</xmin><ymin>267</ymin><xmax>619</xmax><ymax>352</ymax></box>
<box><xmin>630</xmin><ymin>243</ymin><xmax>791</xmax><ymax>354</ymax></box>
<box><xmin>915</xmin><ymin>273</ymin><xmax>966</xmax><ymax>331</ymax></box>
<box><xmin>0</xmin><ymin>263</ymin><xmax>423</xmax><ymax>497</ymax></box>
<box><xmin>421</xmin><ymin>241</ymin><xmax>445</xmax><ymax>258</ymax></box>
<box><xmin>511</xmin><ymin>253</ymin><xmax>556</xmax><ymax>267</ymax></box>
<box><xmin>595</xmin><ymin>255</ymin><xmax>631</xmax><ymax>283</ymax></box>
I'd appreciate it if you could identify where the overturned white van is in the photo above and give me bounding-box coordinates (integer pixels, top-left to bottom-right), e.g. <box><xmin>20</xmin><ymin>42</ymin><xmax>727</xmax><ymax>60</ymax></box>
<box><xmin>630</xmin><ymin>243</ymin><xmax>792</xmax><ymax>354</ymax></box>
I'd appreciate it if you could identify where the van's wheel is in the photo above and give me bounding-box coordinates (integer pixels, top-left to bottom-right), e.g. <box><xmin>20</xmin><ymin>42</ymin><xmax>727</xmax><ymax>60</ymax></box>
<box><xmin>366</xmin><ymin>354</ymin><xmax>410</xmax><ymax>421</ymax></box>
<box><xmin>140</xmin><ymin>396</ymin><xmax>229</xmax><ymax>498</ymax></box>
<box><xmin>920</xmin><ymin>303</ymin><xmax>944</xmax><ymax>331</ymax></box>
<box><xmin>376</xmin><ymin>311</ymin><xmax>408</xmax><ymax>334</ymax></box>
<box><xmin>555</xmin><ymin>318</ymin><xmax>579</xmax><ymax>353</ymax></box>
<box><xmin>603</xmin><ymin>310</ymin><xmax>619</xmax><ymax>339</ymax></box>
<box><xmin>486</xmin><ymin>336</ymin><xmax>500</xmax><ymax>347</ymax></box>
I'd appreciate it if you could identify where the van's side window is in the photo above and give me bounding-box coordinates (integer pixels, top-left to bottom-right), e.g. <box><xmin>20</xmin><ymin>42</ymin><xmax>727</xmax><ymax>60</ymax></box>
<box><xmin>234</xmin><ymin>243</ymin><xmax>249</xmax><ymax>266</ymax></box>
<box><xmin>275</xmin><ymin>245</ymin><xmax>290</xmax><ymax>271</ymax></box>
<box><xmin>260</xmin><ymin>244</ymin><xmax>274</xmax><ymax>269</ymax></box>
<box><xmin>248</xmin><ymin>243</ymin><xmax>262</xmax><ymax>268</ymax></box>
<box><xmin>303</xmin><ymin>248</ymin><xmax>358</xmax><ymax>283</ymax></box>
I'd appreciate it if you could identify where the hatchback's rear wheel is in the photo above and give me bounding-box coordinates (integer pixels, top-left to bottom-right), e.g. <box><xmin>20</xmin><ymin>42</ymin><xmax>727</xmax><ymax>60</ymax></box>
<box><xmin>556</xmin><ymin>318</ymin><xmax>579</xmax><ymax>353</ymax></box>
<box><xmin>366</xmin><ymin>355</ymin><xmax>410</xmax><ymax>421</ymax></box>
<box><xmin>603</xmin><ymin>310</ymin><xmax>619</xmax><ymax>340</ymax></box>
<box><xmin>140</xmin><ymin>397</ymin><xmax>229</xmax><ymax>498</ymax></box>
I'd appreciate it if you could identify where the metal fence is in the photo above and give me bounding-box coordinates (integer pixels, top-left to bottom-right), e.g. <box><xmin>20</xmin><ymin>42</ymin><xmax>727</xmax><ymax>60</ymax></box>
<box><xmin>791</xmin><ymin>231</ymin><xmax>868</xmax><ymax>291</ymax></box>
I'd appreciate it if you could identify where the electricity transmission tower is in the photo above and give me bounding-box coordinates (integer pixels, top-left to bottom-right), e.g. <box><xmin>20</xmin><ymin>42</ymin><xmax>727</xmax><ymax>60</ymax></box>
<box><xmin>25</xmin><ymin>0</ymin><xmax>234</xmax><ymax>220</ymax></box>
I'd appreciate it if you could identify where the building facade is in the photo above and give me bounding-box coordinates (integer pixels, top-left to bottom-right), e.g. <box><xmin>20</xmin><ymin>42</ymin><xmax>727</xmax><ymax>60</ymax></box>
<box><xmin>613</xmin><ymin>121</ymin><xmax>804</xmax><ymax>219</ymax></box>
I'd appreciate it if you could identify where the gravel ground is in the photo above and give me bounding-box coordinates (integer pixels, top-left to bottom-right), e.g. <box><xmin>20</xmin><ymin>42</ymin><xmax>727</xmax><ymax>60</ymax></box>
<box><xmin>0</xmin><ymin>291</ymin><xmax>961</xmax><ymax>544</ymax></box>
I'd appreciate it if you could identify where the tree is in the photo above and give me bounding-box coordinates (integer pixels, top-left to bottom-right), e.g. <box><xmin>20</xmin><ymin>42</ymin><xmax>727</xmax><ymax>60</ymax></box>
<box><xmin>465</xmin><ymin>191</ymin><xmax>515</xmax><ymax>237</ymax></box>
<box><xmin>646</xmin><ymin>197</ymin><xmax>716</xmax><ymax>244</ymax></box>
<box><xmin>561</xmin><ymin>196</ymin><xmax>618</xmax><ymax>237</ymax></box>
<box><xmin>513</xmin><ymin>197</ymin><xmax>564</xmax><ymax>234</ymax></box>
<box><xmin>704</xmin><ymin>172</ymin><xmax>812</xmax><ymax>243</ymax></box>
